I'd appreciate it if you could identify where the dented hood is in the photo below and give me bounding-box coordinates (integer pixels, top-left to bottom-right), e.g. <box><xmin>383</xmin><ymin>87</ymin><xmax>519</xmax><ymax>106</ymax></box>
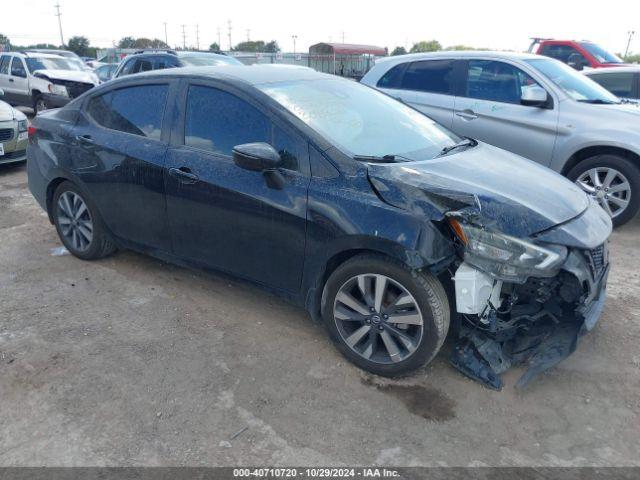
<box><xmin>34</xmin><ymin>69</ymin><xmax>98</xmax><ymax>85</ymax></box>
<box><xmin>367</xmin><ymin>142</ymin><xmax>589</xmax><ymax>237</ymax></box>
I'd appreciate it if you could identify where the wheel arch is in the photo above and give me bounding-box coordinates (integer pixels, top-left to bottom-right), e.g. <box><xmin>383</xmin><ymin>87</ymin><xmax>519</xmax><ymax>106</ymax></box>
<box><xmin>561</xmin><ymin>145</ymin><xmax>640</xmax><ymax>176</ymax></box>
<box><xmin>45</xmin><ymin>176</ymin><xmax>73</xmax><ymax>223</ymax></box>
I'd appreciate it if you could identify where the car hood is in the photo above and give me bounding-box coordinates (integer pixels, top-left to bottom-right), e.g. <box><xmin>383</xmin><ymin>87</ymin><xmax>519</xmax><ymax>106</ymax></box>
<box><xmin>367</xmin><ymin>142</ymin><xmax>589</xmax><ymax>237</ymax></box>
<box><xmin>34</xmin><ymin>69</ymin><xmax>98</xmax><ymax>85</ymax></box>
<box><xmin>0</xmin><ymin>100</ymin><xmax>15</xmax><ymax>121</ymax></box>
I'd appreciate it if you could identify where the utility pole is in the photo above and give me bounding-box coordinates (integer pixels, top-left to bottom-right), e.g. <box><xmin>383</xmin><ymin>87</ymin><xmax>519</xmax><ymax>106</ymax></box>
<box><xmin>227</xmin><ymin>19</ymin><xmax>232</xmax><ymax>51</ymax></box>
<box><xmin>54</xmin><ymin>2</ymin><xmax>64</xmax><ymax>47</ymax></box>
<box><xmin>341</xmin><ymin>31</ymin><xmax>345</xmax><ymax>43</ymax></box>
<box><xmin>291</xmin><ymin>35</ymin><xmax>297</xmax><ymax>55</ymax></box>
<box><xmin>246</xmin><ymin>29</ymin><xmax>250</xmax><ymax>42</ymax></box>
<box><xmin>217</xmin><ymin>27</ymin><xmax>222</xmax><ymax>50</ymax></box>
<box><xmin>181</xmin><ymin>24</ymin><xmax>186</xmax><ymax>49</ymax></box>
<box><xmin>195</xmin><ymin>24</ymin><xmax>200</xmax><ymax>50</ymax></box>
<box><xmin>624</xmin><ymin>30</ymin><xmax>635</xmax><ymax>58</ymax></box>
<box><xmin>163</xmin><ymin>22</ymin><xmax>168</xmax><ymax>46</ymax></box>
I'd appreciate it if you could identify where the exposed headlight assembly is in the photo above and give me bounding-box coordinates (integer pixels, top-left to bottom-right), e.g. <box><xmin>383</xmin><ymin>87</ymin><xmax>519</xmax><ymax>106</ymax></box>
<box><xmin>17</xmin><ymin>119</ymin><xmax>28</xmax><ymax>132</ymax></box>
<box><xmin>48</xmin><ymin>83</ymin><xmax>69</xmax><ymax>97</ymax></box>
<box><xmin>448</xmin><ymin>218</ymin><xmax>567</xmax><ymax>282</ymax></box>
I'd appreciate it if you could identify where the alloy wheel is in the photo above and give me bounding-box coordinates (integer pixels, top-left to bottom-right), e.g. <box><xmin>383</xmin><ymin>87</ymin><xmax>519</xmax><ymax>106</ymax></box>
<box><xmin>333</xmin><ymin>273</ymin><xmax>424</xmax><ymax>364</ymax></box>
<box><xmin>575</xmin><ymin>167</ymin><xmax>631</xmax><ymax>219</ymax></box>
<box><xmin>57</xmin><ymin>191</ymin><xmax>93</xmax><ymax>252</ymax></box>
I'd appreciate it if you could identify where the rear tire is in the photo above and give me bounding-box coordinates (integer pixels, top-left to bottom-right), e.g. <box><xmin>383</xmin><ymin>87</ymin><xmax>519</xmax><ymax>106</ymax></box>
<box><xmin>568</xmin><ymin>154</ymin><xmax>640</xmax><ymax>227</ymax></box>
<box><xmin>321</xmin><ymin>254</ymin><xmax>450</xmax><ymax>377</ymax></box>
<box><xmin>33</xmin><ymin>95</ymin><xmax>49</xmax><ymax>114</ymax></box>
<box><xmin>52</xmin><ymin>181</ymin><xmax>117</xmax><ymax>260</ymax></box>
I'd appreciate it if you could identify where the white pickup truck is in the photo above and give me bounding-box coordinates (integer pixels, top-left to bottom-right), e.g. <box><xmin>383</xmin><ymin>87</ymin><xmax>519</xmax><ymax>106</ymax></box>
<box><xmin>0</xmin><ymin>51</ymin><xmax>99</xmax><ymax>112</ymax></box>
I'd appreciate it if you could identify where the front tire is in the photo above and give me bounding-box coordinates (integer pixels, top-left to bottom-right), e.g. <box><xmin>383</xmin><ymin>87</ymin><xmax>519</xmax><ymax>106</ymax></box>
<box><xmin>568</xmin><ymin>154</ymin><xmax>640</xmax><ymax>227</ymax></box>
<box><xmin>34</xmin><ymin>95</ymin><xmax>49</xmax><ymax>114</ymax></box>
<box><xmin>52</xmin><ymin>181</ymin><xmax>117</xmax><ymax>260</ymax></box>
<box><xmin>321</xmin><ymin>254</ymin><xmax>450</xmax><ymax>377</ymax></box>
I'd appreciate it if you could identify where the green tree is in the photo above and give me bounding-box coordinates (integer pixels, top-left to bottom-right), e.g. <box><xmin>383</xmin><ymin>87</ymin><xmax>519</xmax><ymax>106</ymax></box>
<box><xmin>445</xmin><ymin>44</ymin><xmax>475</xmax><ymax>51</ymax></box>
<box><xmin>118</xmin><ymin>36</ymin><xmax>136</xmax><ymax>48</ymax></box>
<box><xmin>391</xmin><ymin>46</ymin><xmax>407</xmax><ymax>56</ymax></box>
<box><xmin>0</xmin><ymin>33</ymin><xmax>10</xmax><ymax>50</ymax></box>
<box><xmin>410</xmin><ymin>40</ymin><xmax>442</xmax><ymax>53</ymax></box>
<box><xmin>264</xmin><ymin>40</ymin><xmax>280</xmax><ymax>53</ymax></box>
<box><xmin>208</xmin><ymin>42</ymin><xmax>221</xmax><ymax>52</ymax></box>
<box><xmin>67</xmin><ymin>36</ymin><xmax>90</xmax><ymax>56</ymax></box>
<box><xmin>624</xmin><ymin>53</ymin><xmax>640</xmax><ymax>63</ymax></box>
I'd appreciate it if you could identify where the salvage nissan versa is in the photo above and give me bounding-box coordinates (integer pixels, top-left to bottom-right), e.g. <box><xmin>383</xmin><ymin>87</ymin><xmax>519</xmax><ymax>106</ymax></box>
<box><xmin>27</xmin><ymin>65</ymin><xmax>612</xmax><ymax>389</ymax></box>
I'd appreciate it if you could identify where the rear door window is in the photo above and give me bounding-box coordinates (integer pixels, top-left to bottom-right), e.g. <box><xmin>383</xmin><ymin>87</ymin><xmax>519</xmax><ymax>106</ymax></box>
<box><xmin>465</xmin><ymin>60</ymin><xmax>541</xmax><ymax>104</ymax></box>
<box><xmin>87</xmin><ymin>84</ymin><xmax>169</xmax><ymax>140</ymax></box>
<box><xmin>589</xmin><ymin>73</ymin><xmax>635</xmax><ymax>98</ymax></box>
<box><xmin>399</xmin><ymin>60</ymin><xmax>454</xmax><ymax>94</ymax></box>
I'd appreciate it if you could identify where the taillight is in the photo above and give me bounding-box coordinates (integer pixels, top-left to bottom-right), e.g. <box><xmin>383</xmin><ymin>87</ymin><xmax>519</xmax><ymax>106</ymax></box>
<box><xmin>28</xmin><ymin>125</ymin><xmax>37</xmax><ymax>143</ymax></box>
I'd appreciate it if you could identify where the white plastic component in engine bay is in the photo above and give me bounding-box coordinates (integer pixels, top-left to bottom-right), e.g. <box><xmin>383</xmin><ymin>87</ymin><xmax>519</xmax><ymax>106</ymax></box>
<box><xmin>454</xmin><ymin>262</ymin><xmax>502</xmax><ymax>316</ymax></box>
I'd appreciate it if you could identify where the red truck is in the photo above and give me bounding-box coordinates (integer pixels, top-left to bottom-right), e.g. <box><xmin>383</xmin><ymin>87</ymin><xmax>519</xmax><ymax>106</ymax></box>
<box><xmin>528</xmin><ymin>38</ymin><xmax>631</xmax><ymax>70</ymax></box>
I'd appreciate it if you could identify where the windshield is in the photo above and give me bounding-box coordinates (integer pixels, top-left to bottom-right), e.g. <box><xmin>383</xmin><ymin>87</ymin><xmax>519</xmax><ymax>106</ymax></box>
<box><xmin>179</xmin><ymin>54</ymin><xmax>242</xmax><ymax>67</ymax></box>
<box><xmin>580</xmin><ymin>43</ymin><xmax>623</xmax><ymax>64</ymax></box>
<box><xmin>525</xmin><ymin>58</ymin><xmax>620</xmax><ymax>103</ymax></box>
<box><xmin>259</xmin><ymin>79</ymin><xmax>460</xmax><ymax>160</ymax></box>
<box><xmin>26</xmin><ymin>56</ymin><xmax>81</xmax><ymax>72</ymax></box>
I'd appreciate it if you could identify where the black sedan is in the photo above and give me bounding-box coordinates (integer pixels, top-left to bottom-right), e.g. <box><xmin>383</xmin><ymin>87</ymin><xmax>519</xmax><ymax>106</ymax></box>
<box><xmin>27</xmin><ymin>65</ymin><xmax>612</xmax><ymax>389</ymax></box>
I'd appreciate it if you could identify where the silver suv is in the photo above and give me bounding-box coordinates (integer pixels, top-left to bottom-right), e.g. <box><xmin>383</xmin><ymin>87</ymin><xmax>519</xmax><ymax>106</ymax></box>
<box><xmin>362</xmin><ymin>51</ymin><xmax>640</xmax><ymax>226</ymax></box>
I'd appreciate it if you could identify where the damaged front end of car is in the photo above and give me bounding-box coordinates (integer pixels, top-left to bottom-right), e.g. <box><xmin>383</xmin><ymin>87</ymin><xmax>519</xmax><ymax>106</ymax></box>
<box><xmin>446</xmin><ymin>212</ymin><xmax>610</xmax><ymax>390</ymax></box>
<box><xmin>366</xmin><ymin>142</ymin><xmax>613</xmax><ymax>389</ymax></box>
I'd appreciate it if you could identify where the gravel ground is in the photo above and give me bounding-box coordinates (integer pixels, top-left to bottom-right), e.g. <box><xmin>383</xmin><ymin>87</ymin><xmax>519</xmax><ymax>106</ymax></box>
<box><xmin>0</xmin><ymin>162</ymin><xmax>639</xmax><ymax>466</ymax></box>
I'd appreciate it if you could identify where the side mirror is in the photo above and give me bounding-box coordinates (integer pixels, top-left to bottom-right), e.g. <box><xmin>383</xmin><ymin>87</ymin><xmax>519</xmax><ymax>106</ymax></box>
<box><xmin>567</xmin><ymin>53</ymin><xmax>586</xmax><ymax>71</ymax></box>
<box><xmin>233</xmin><ymin>142</ymin><xmax>281</xmax><ymax>171</ymax></box>
<box><xmin>521</xmin><ymin>85</ymin><xmax>549</xmax><ymax>107</ymax></box>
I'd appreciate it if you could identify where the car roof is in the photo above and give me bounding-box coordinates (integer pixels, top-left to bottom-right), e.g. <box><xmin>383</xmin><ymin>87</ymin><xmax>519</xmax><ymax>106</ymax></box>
<box><xmin>374</xmin><ymin>50</ymin><xmax>542</xmax><ymax>65</ymax></box>
<box><xmin>127</xmin><ymin>64</ymin><xmax>332</xmax><ymax>86</ymax></box>
<box><xmin>5</xmin><ymin>52</ymin><xmax>67</xmax><ymax>59</ymax></box>
<box><xmin>584</xmin><ymin>66</ymin><xmax>640</xmax><ymax>74</ymax></box>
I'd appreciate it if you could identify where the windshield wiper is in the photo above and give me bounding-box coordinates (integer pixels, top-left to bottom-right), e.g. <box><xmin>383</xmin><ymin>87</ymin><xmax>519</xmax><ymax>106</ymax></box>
<box><xmin>352</xmin><ymin>154</ymin><xmax>411</xmax><ymax>163</ymax></box>
<box><xmin>577</xmin><ymin>99</ymin><xmax>621</xmax><ymax>105</ymax></box>
<box><xmin>437</xmin><ymin>138</ymin><xmax>477</xmax><ymax>157</ymax></box>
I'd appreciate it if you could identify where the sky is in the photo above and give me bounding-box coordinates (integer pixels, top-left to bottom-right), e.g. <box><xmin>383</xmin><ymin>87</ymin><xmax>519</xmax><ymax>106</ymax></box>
<box><xmin>5</xmin><ymin>0</ymin><xmax>639</xmax><ymax>55</ymax></box>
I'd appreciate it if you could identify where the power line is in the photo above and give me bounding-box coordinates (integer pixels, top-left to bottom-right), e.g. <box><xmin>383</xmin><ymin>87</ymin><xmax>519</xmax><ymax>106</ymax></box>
<box><xmin>54</xmin><ymin>2</ymin><xmax>64</xmax><ymax>46</ymax></box>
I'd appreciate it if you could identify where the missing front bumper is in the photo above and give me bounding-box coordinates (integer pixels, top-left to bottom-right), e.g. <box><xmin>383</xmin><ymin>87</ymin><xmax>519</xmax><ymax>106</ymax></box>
<box><xmin>449</xmin><ymin>255</ymin><xmax>609</xmax><ymax>390</ymax></box>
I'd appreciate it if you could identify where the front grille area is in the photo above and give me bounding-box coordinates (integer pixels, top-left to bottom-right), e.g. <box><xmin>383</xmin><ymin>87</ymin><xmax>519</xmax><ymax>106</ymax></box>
<box><xmin>0</xmin><ymin>128</ymin><xmax>13</xmax><ymax>141</ymax></box>
<box><xmin>0</xmin><ymin>149</ymin><xmax>26</xmax><ymax>160</ymax></box>
<box><xmin>52</xmin><ymin>79</ymin><xmax>95</xmax><ymax>99</ymax></box>
<box><xmin>587</xmin><ymin>243</ymin><xmax>607</xmax><ymax>278</ymax></box>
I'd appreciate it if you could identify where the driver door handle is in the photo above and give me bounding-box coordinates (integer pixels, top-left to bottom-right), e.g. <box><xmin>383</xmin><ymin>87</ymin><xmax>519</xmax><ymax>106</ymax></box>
<box><xmin>169</xmin><ymin>167</ymin><xmax>199</xmax><ymax>184</ymax></box>
<box><xmin>455</xmin><ymin>109</ymin><xmax>478</xmax><ymax>120</ymax></box>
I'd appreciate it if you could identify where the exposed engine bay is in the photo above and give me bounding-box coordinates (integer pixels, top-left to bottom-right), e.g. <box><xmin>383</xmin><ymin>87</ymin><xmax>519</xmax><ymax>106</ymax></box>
<box><xmin>449</xmin><ymin>244</ymin><xmax>609</xmax><ymax>390</ymax></box>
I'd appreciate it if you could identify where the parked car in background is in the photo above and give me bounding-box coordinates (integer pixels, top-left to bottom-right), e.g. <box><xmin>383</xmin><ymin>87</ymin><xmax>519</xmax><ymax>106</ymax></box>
<box><xmin>113</xmin><ymin>50</ymin><xmax>243</xmax><ymax>78</ymax></box>
<box><xmin>584</xmin><ymin>66</ymin><xmax>640</xmax><ymax>104</ymax></box>
<box><xmin>362</xmin><ymin>51</ymin><xmax>640</xmax><ymax>226</ymax></box>
<box><xmin>528</xmin><ymin>38</ymin><xmax>631</xmax><ymax>70</ymax></box>
<box><xmin>0</xmin><ymin>88</ymin><xmax>28</xmax><ymax>164</ymax></box>
<box><xmin>94</xmin><ymin>63</ymin><xmax>118</xmax><ymax>83</ymax></box>
<box><xmin>26</xmin><ymin>49</ymin><xmax>92</xmax><ymax>71</ymax></box>
<box><xmin>0</xmin><ymin>52</ymin><xmax>99</xmax><ymax>112</ymax></box>
<box><xmin>27</xmin><ymin>66</ymin><xmax>612</xmax><ymax>390</ymax></box>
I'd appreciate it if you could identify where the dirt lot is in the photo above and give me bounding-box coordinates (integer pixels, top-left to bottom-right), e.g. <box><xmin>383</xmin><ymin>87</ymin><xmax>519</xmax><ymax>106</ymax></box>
<box><xmin>1</xmin><ymin>162</ymin><xmax>639</xmax><ymax>466</ymax></box>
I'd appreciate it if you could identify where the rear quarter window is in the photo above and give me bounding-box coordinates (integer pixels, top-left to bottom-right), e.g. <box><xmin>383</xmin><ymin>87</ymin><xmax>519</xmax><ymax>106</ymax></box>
<box><xmin>86</xmin><ymin>84</ymin><xmax>169</xmax><ymax>140</ymax></box>
<box><xmin>376</xmin><ymin>63</ymin><xmax>406</xmax><ymax>88</ymax></box>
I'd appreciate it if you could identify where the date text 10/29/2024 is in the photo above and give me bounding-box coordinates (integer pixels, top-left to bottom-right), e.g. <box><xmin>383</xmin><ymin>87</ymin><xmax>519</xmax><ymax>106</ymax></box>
<box><xmin>233</xmin><ymin>468</ymin><xmax>400</xmax><ymax>478</ymax></box>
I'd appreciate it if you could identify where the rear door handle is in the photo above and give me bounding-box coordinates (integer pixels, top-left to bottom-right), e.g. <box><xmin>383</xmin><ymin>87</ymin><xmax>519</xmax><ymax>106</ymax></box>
<box><xmin>9</xmin><ymin>78</ymin><xmax>14</xmax><ymax>83</ymax></box>
<box><xmin>169</xmin><ymin>167</ymin><xmax>199</xmax><ymax>184</ymax></box>
<box><xmin>455</xmin><ymin>110</ymin><xmax>478</xmax><ymax>120</ymax></box>
<box><xmin>75</xmin><ymin>134</ymin><xmax>94</xmax><ymax>145</ymax></box>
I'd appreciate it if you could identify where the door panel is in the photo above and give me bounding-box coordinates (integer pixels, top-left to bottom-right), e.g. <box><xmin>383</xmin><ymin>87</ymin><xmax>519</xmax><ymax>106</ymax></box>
<box><xmin>386</xmin><ymin>89</ymin><xmax>455</xmax><ymax>129</ymax></box>
<box><xmin>164</xmin><ymin>83</ymin><xmax>309</xmax><ymax>293</ymax></box>
<box><xmin>70</xmin><ymin>84</ymin><xmax>172</xmax><ymax>251</ymax></box>
<box><xmin>452</xmin><ymin>60</ymin><xmax>559</xmax><ymax>165</ymax></box>
<box><xmin>165</xmin><ymin>147</ymin><xmax>309</xmax><ymax>293</ymax></box>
